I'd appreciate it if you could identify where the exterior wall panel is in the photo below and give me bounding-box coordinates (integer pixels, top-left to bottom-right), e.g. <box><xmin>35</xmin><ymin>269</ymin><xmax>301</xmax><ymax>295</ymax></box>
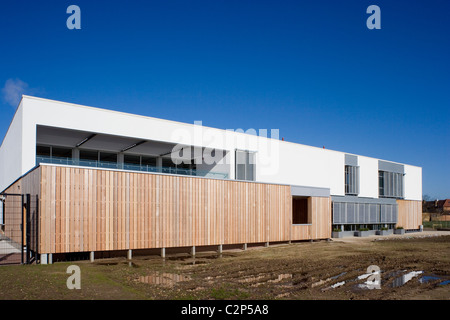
<box><xmin>397</xmin><ymin>199</ymin><xmax>422</xmax><ymax>230</ymax></box>
<box><xmin>38</xmin><ymin>165</ymin><xmax>330</xmax><ymax>254</ymax></box>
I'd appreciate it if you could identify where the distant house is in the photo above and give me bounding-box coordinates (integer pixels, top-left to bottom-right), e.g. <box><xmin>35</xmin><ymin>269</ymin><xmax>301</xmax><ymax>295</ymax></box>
<box><xmin>423</xmin><ymin>199</ymin><xmax>450</xmax><ymax>214</ymax></box>
<box><xmin>444</xmin><ymin>199</ymin><xmax>450</xmax><ymax>213</ymax></box>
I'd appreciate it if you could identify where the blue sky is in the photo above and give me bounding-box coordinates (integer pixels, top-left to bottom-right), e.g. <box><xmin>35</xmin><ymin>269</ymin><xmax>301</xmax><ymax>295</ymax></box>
<box><xmin>0</xmin><ymin>0</ymin><xmax>449</xmax><ymax>198</ymax></box>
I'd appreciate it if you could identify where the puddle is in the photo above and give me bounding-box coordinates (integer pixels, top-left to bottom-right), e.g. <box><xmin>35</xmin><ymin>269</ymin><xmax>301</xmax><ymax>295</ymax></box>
<box><xmin>137</xmin><ymin>272</ymin><xmax>192</xmax><ymax>287</ymax></box>
<box><xmin>390</xmin><ymin>271</ymin><xmax>423</xmax><ymax>288</ymax></box>
<box><xmin>331</xmin><ymin>281</ymin><xmax>345</xmax><ymax>288</ymax></box>
<box><xmin>313</xmin><ymin>272</ymin><xmax>347</xmax><ymax>289</ymax></box>
<box><xmin>419</xmin><ymin>275</ymin><xmax>450</xmax><ymax>286</ymax></box>
<box><xmin>358</xmin><ymin>270</ymin><xmax>380</xmax><ymax>280</ymax></box>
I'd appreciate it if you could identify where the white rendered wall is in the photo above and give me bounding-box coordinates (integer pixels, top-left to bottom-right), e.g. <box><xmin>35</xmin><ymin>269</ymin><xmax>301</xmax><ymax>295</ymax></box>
<box><xmin>0</xmin><ymin>101</ymin><xmax>24</xmax><ymax>191</ymax></box>
<box><xmin>0</xmin><ymin>96</ymin><xmax>421</xmax><ymax>198</ymax></box>
<box><xmin>257</xmin><ymin>141</ymin><xmax>345</xmax><ymax>196</ymax></box>
<box><xmin>357</xmin><ymin>156</ymin><xmax>379</xmax><ymax>198</ymax></box>
<box><xmin>404</xmin><ymin>165</ymin><xmax>422</xmax><ymax>201</ymax></box>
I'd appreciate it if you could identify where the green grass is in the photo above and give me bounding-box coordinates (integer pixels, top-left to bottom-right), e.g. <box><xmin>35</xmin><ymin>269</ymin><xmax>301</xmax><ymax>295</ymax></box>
<box><xmin>423</xmin><ymin>220</ymin><xmax>450</xmax><ymax>229</ymax></box>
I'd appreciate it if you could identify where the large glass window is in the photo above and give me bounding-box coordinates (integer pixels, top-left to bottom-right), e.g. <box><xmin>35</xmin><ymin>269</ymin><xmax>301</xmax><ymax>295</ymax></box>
<box><xmin>345</xmin><ymin>165</ymin><xmax>359</xmax><ymax>195</ymax></box>
<box><xmin>79</xmin><ymin>149</ymin><xmax>98</xmax><ymax>161</ymax></box>
<box><xmin>124</xmin><ymin>154</ymin><xmax>140</xmax><ymax>166</ymax></box>
<box><xmin>162</xmin><ymin>157</ymin><xmax>176</xmax><ymax>168</ymax></box>
<box><xmin>52</xmin><ymin>147</ymin><xmax>72</xmax><ymax>159</ymax></box>
<box><xmin>36</xmin><ymin>145</ymin><xmax>51</xmax><ymax>157</ymax></box>
<box><xmin>141</xmin><ymin>156</ymin><xmax>157</xmax><ymax>167</ymax></box>
<box><xmin>235</xmin><ymin>150</ymin><xmax>256</xmax><ymax>181</ymax></box>
<box><xmin>379</xmin><ymin>171</ymin><xmax>403</xmax><ymax>199</ymax></box>
<box><xmin>100</xmin><ymin>152</ymin><xmax>117</xmax><ymax>163</ymax></box>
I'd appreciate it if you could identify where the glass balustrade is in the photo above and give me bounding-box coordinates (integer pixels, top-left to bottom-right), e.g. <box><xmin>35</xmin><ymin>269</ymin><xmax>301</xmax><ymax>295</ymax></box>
<box><xmin>36</xmin><ymin>155</ymin><xmax>228</xmax><ymax>179</ymax></box>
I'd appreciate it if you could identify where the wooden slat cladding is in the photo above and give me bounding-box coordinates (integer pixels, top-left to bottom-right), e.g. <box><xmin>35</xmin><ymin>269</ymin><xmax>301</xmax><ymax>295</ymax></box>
<box><xmin>397</xmin><ymin>200</ymin><xmax>422</xmax><ymax>230</ymax></box>
<box><xmin>291</xmin><ymin>197</ymin><xmax>331</xmax><ymax>240</ymax></box>
<box><xmin>39</xmin><ymin>165</ymin><xmax>307</xmax><ymax>254</ymax></box>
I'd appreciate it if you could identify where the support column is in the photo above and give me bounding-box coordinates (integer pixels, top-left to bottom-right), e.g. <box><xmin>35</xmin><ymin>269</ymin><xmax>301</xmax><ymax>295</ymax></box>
<box><xmin>156</xmin><ymin>157</ymin><xmax>163</xmax><ymax>172</ymax></box>
<box><xmin>41</xmin><ymin>254</ymin><xmax>48</xmax><ymax>265</ymax></box>
<box><xmin>217</xmin><ymin>244</ymin><xmax>223</xmax><ymax>254</ymax></box>
<box><xmin>117</xmin><ymin>153</ymin><xmax>124</xmax><ymax>169</ymax></box>
<box><xmin>191</xmin><ymin>246</ymin><xmax>196</xmax><ymax>257</ymax></box>
<box><xmin>265</xmin><ymin>242</ymin><xmax>269</xmax><ymax>248</ymax></box>
<box><xmin>90</xmin><ymin>251</ymin><xmax>95</xmax><ymax>262</ymax></box>
<box><xmin>49</xmin><ymin>253</ymin><xmax>53</xmax><ymax>264</ymax></box>
<box><xmin>72</xmin><ymin>148</ymin><xmax>80</xmax><ymax>164</ymax></box>
<box><xmin>161</xmin><ymin>248</ymin><xmax>166</xmax><ymax>258</ymax></box>
<box><xmin>227</xmin><ymin>150</ymin><xmax>235</xmax><ymax>180</ymax></box>
<box><xmin>127</xmin><ymin>249</ymin><xmax>132</xmax><ymax>260</ymax></box>
<box><xmin>242</xmin><ymin>243</ymin><xmax>247</xmax><ymax>251</ymax></box>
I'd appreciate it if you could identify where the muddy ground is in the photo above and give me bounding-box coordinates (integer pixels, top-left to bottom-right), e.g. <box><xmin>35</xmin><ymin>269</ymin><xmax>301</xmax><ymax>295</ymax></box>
<box><xmin>0</xmin><ymin>233</ymin><xmax>449</xmax><ymax>300</ymax></box>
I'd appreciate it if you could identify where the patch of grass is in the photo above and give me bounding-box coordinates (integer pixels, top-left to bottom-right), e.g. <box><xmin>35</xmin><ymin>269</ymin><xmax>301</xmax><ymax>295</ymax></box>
<box><xmin>210</xmin><ymin>284</ymin><xmax>250</xmax><ymax>300</ymax></box>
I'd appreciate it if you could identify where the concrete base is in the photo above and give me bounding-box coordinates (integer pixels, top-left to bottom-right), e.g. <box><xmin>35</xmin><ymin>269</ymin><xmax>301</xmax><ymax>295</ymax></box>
<box><xmin>127</xmin><ymin>249</ymin><xmax>132</xmax><ymax>260</ymax></box>
<box><xmin>191</xmin><ymin>246</ymin><xmax>196</xmax><ymax>257</ymax></box>
<box><xmin>242</xmin><ymin>243</ymin><xmax>247</xmax><ymax>251</ymax></box>
<box><xmin>218</xmin><ymin>244</ymin><xmax>222</xmax><ymax>254</ymax></box>
<box><xmin>90</xmin><ymin>251</ymin><xmax>95</xmax><ymax>262</ymax></box>
<box><xmin>161</xmin><ymin>248</ymin><xmax>166</xmax><ymax>258</ymax></box>
<box><xmin>40</xmin><ymin>253</ymin><xmax>52</xmax><ymax>265</ymax></box>
<box><xmin>265</xmin><ymin>242</ymin><xmax>269</xmax><ymax>248</ymax></box>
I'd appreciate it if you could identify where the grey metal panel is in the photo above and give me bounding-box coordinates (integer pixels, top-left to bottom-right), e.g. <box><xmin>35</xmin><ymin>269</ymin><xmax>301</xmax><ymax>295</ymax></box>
<box><xmin>369</xmin><ymin>204</ymin><xmax>379</xmax><ymax>223</ymax></box>
<box><xmin>358</xmin><ymin>203</ymin><xmax>365</xmax><ymax>223</ymax></box>
<box><xmin>345</xmin><ymin>154</ymin><xmax>358</xmax><ymax>166</ymax></box>
<box><xmin>379</xmin><ymin>160</ymin><xmax>404</xmax><ymax>174</ymax></box>
<box><xmin>331</xmin><ymin>195</ymin><xmax>397</xmax><ymax>205</ymax></box>
<box><xmin>393</xmin><ymin>204</ymin><xmax>398</xmax><ymax>223</ymax></box>
<box><xmin>347</xmin><ymin>203</ymin><xmax>355</xmax><ymax>224</ymax></box>
<box><xmin>332</xmin><ymin>198</ymin><xmax>399</xmax><ymax>225</ymax></box>
<box><xmin>379</xmin><ymin>204</ymin><xmax>398</xmax><ymax>223</ymax></box>
<box><xmin>291</xmin><ymin>185</ymin><xmax>330</xmax><ymax>198</ymax></box>
<box><xmin>332</xmin><ymin>202</ymin><xmax>342</xmax><ymax>224</ymax></box>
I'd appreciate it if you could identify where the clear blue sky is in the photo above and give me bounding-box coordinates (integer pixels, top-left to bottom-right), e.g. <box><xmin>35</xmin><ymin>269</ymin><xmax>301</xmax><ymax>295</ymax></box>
<box><xmin>0</xmin><ymin>0</ymin><xmax>448</xmax><ymax>199</ymax></box>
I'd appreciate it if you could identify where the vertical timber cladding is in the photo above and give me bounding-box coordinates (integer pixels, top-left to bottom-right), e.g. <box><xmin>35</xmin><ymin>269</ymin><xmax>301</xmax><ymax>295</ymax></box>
<box><xmin>39</xmin><ymin>165</ymin><xmax>294</xmax><ymax>254</ymax></box>
<box><xmin>396</xmin><ymin>200</ymin><xmax>422</xmax><ymax>230</ymax></box>
<box><xmin>290</xmin><ymin>197</ymin><xmax>332</xmax><ymax>240</ymax></box>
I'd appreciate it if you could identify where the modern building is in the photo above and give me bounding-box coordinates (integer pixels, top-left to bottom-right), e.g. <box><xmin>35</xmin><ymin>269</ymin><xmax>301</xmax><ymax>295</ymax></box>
<box><xmin>0</xmin><ymin>96</ymin><xmax>422</xmax><ymax>264</ymax></box>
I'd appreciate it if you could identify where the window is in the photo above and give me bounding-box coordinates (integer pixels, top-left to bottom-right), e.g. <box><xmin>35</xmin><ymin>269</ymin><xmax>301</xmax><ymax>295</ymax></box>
<box><xmin>124</xmin><ymin>154</ymin><xmax>140</xmax><ymax>166</ymax></box>
<box><xmin>80</xmin><ymin>150</ymin><xmax>98</xmax><ymax>161</ymax></box>
<box><xmin>345</xmin><ymin>165</ymin><xmax>359</xmax><ymax>195</ymax></box>
<box><xmin>162</xmin><ymin>157</ymin><xmax>176</xmax><ymax>168</ymax></box>
<box><xmin>100</xmin><ymin>152</ymin><xmax>117</xmax><ymax>163</ymax></box>
<box><xmin>141</xmin><ymin>156</ymin><xmax>157</xmax><ymax>167</ymax></box>
<box><xmin>379</xmin><ymin>171</ymin><xmax>403</xmax><ymax>199</ymax></box>
<box><xmin>235</xmin><ymin>150</ymin><xmax>255</xmax><ymax>181</ymax></box>
<box><xmin>292</xmin><ymin>197</ymin><xmax>311</xmax><ymax>224</ymax></box>
<box><xmin>52</xmin><ymin>147</ymin><xmax>72</xmax><ymax>159</ymax></box>
<box><xmin>36</xmin><ymin>145</ymin><xmax>72</xmax><ymax>159</ymax></box>
<box><xmin>36</xmin><ymin>145</ymin><xmax>51</xmax><ymax>157</ymax></box>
